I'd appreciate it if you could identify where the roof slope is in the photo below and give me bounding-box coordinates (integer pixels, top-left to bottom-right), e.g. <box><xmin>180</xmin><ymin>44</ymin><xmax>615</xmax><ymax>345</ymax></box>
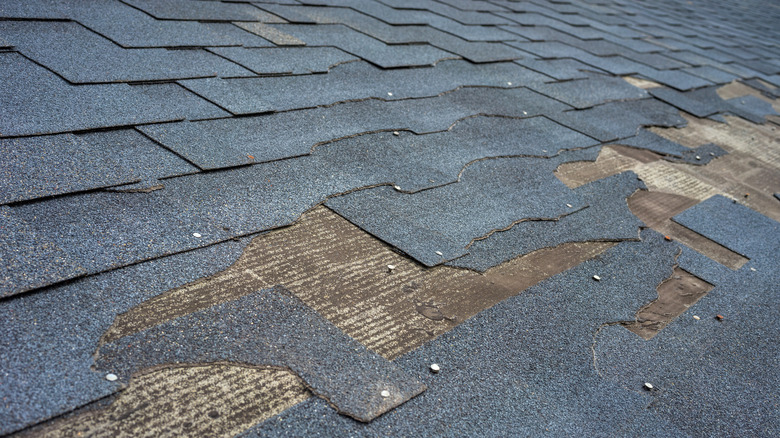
<box><xmin>1</xmin><ymin>0</ymin><xmax>779</xmax><ymax>436</ymax></box>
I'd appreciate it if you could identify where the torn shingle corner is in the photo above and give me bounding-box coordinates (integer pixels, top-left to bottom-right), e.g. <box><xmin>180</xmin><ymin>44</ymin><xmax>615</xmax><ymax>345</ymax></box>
<box><xmin>95</xmin><ymin>286</ymin><xmax>426</xmax><ymax>423</ymax></box>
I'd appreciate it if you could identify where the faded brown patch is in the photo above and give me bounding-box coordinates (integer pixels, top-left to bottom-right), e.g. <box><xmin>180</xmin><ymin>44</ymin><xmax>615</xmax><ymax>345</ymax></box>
<box><xmin>556</xmin><ymin>145</ymin><xmax>647</xmax><ymax>188</ymax></box>
<box><xmin>104</xmin><ymin>206</ymin><xmax>614</xmax><ymax>360</ymax></box>
<box><xmin>235</xmin><ymin>22</ymin><xmax>305</xmax><ymax>46</ymax></box>
<box><xmin>716</xmin><ymin>80</ymin><xmax>780</xmax><ymax>115</ymax></box>
<box><xmin>625</xmin><ymin>267</ymin><xmax>714</xmax><ymax>339</ymax></box>
<box><xmin>628</xmin><ymin>190</ymin><xmax>748</xmax><ymax>269</ymax></box>
<box><xmin>649</xmin><ymin>113</ymin><xmax>780</xmax><ymax>221</ymax></box>
<box><xmin>20</xmin><ymin>364</ymin><xmax>309</xmax><ymax>438</ymax></box>
<box><xmin>623</xmin><ymin>76</ymin><xmax>662</xmax><ymax>89</ymax></box>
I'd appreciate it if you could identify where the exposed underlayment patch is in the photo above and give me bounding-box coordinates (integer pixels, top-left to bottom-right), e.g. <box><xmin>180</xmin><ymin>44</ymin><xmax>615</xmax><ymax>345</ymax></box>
<box><xmin>624</xmin><ymin>267</ymin><xmax>714</xmax><ymax>339</ymax></box>
<box><xmin>105</xmin><ymin>206</ymin><xmax>616</xmax><ymax>361</ymax></box>
<box><xmin>18</xmin><ymin>365</ymin><xmax>310</xmax><ymax>438</ymax></box>
<box><xmin>243</xmin><ymin>232</ymin><xmax>687</xmax><ymax>436</ymax></box>
<box><xmin>623</xmin><ymin>76</ymin><xmax>662</xmax><ymax>89</ymax></box>
<box><xmin>96</xmin><ymin>286</ymin><xmax>425</xmax><ymax>423</ymax></box>
<box><xmin>627</xmin><ymin>190</ymin><xmax>748</xmax><ymax>269</ymax></box>
<box><xmin>650</xmin><ymin>113</ymin><xmax>780</xmax><ymax>221</ymax></box>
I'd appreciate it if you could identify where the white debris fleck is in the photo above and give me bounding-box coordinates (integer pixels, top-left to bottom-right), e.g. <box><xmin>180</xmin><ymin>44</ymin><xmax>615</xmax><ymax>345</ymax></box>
<box><xmin>750</xmin><ymin>267</ymin><xmax>757</xmax><ymax>272</ymax></box>
<box><xmin>693</xmin><ymin>315</ymin><xmax>700</xmax><ymax>320</ymax></box>
<box><xmin>430</xmin><ymin>363</ymin><xmax>441</xmax><ymax>373</ymax></box>
<box><xmin>695</xmin><ymin>155</ymin><xmax>701</xmax><ymax>160</ymax></box>
<box><xmin>709</xmin><ymin>152</ymin><xmax>715</xmax><ymax>156</ymax></box>
<box><xmin>644</xmin><ymin>382</ymin><xmax>654</xmax><ymax>390</ymax></box>
<box><xmin>393</xmin><ymin>185</ymin><xmax>402</xmax><ymax>190</ymax></box>
<box><xmin>566</xmin><ymin>203</ymin><xmax>573</xmax><ymax>208</ymax></box>
<box><xmin>507</xmin><ymin>82</ymin><xmax>512</xmax><ymax>86</ymax></box>
<box><xmin>381</xmin><ymin>390</ymin><xmax>390</xmax><ymax>398</ymax></box>
<box><xmin>393</xmin><ymin>131</ymin><xmax>400</xmax><ymax>136</ymax></box>
<box><xmin>387</xmin><ymin>92</ymin><xmax>393</xmax><ymax>96</ymax></box>
<box><xmin>387</xmin><ymin>264</ymin><xmax>396</xmax><ymax>272</ymax></box>
<box><xmin>592</xmin><ymin>275</ymin><xmax>601</xmax><ymax>281</ymax></box>
<box><xmin>522</xmin><ymin>111</ymin><xmax>527</xmax><ymax>115</ymax></box>
<box><xmin>105</xmin><ymin>373</ymin><xmax>118</xmax><ymax>382</ymax></box>
<box><xmin>435</xmin><ymin>251</ymin><xmax>443</xmax><ymax>256</ymax></box>
<box><xmin>192</xmin><ymin>233</ymin><xmax>202</xmax><ymax>238</ymax></box>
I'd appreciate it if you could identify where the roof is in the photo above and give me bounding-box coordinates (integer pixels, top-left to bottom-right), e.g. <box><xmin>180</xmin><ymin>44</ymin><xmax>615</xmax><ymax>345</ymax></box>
<box><xmin>1</xmin><ymin>0</ymin><xmax>779</xmax><ymax>436</ymax></box>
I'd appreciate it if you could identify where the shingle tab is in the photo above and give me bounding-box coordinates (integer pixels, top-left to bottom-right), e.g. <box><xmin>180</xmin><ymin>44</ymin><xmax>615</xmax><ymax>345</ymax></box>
<box><xmin>0</xmin><ymin>21</ymin><xmax>254</xmax><ymax>83</ymax></box>
<box><xmin>208</xmin><ymin>46</ymin><xmax>358</xmax><ymax>75</ymax></box>
<box><xmin>97</xmin><ymin>286</ymin><xmax>425</xmax><ymax>422</ymax></box>
<box><xmin>179</xmin><ymin>60</ymin><xmax>550</xmax><ymax>114</ymax></box>
<box><xmin>0</xmin><ymin>130</ymin><xmax>197</xmax><ymax>204</ymax></box>
<box><xmin>326</xmin><ymin>150</ymin><xmax>597</xmax><ymax>266</ymax></box>
<box><xmin>139</xmin><ymin>87</ymin><xmax>571</xmax><ymax>169</ymax></box>
<box><xmin>0</xmin><ymin>53</ymin><xmax>229</xmax><ymax>137</ymax></box>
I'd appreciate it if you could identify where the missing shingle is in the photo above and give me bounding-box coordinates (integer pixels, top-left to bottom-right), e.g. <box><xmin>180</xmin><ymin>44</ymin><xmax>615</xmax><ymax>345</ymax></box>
<box><xmin>627</xmin><ymin>190</ymin><xmax>749</xmax><ymax>269</ymax></box>
<box><xmin>623</xmin><ymin>76</ymin><xmax>663</xmax><ymax>89</ymax></box>
<box><xmin>624</xmin><ymin>267</ymin><xmax>714</xmax><ymax>340</ymax></box>
<box><xmin>103</xmin><ymin>206</ymin><xmax>615</xmax><ymax>360</ymax></box>
<box><xmin>18</xmin><ymin>364</ymin><xmax>310</xmax><ymax>438</ymax></box>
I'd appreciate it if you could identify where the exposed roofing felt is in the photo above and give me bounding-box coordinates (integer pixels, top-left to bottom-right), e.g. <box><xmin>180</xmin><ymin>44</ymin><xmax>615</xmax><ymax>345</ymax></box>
<box><xmin>1</xmin><ymin>0</ymin><xmax>779</xmax><ymax>436</ymax></box>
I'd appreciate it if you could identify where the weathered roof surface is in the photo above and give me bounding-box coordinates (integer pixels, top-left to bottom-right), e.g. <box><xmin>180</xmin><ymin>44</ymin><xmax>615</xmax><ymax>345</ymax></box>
<box><xmin>1</xmin><ymin>0</ymin><xmax>779</xmax><ymax>436</ymax></box>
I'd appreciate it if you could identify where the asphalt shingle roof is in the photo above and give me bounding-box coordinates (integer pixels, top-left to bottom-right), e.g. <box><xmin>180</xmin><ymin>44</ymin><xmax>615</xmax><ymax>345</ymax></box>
<box><xmin>1</xmin><ymin>0</ymin><xmax>779</xmax><ymax>436</ymax></box>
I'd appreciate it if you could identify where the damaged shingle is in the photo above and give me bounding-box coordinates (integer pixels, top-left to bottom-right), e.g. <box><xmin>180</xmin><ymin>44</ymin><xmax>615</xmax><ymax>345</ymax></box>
<box><xmin>96</xmin><ymin>286</ymin><xmax>426</xmax><ymax>423</ymax></box>
<box><xmin>179</xmin><ymin>60</ymin><xmax>550</xmax><ymax>114</ymax></box>
<box><xmin>325</xmin><ymin>149</ymin><xmax>597</xmax><ymax>266</ymax></box>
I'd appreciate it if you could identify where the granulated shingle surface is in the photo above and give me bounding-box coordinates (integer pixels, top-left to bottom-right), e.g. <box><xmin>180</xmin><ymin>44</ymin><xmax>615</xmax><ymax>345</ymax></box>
<box><xmin>1</xmin><ymin>0</ymin><xmax>779</xmax><ymax>436</ymax></box>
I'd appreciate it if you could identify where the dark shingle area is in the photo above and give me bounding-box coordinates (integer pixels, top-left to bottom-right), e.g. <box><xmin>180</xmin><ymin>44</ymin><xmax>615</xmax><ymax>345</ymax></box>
<box><xmin>179</xmin><ymin>60</ymin><xmax>550</xmax><ymax>114</ymax></box>
<box><xmin>207</xmin><ymin>46</ymin><xmax>359</xmax><ymax>75</ymax></box>
<box><xmin>326</xmin><ymin>149</ymin><xmax>596</xmax><ymax>266</ymax></box>
<box><xmin>0</xmin><ymin>129</ymin><xmax>197</xmax><ymax>204</ymax></box>
<box><xmin>138</xmin><ymin>87</ymin><xmax>571</xmax><ymax>169</ymax></box>
<box><xmin>0</xmin><ymin>52</ymin><xmax>228</xmax><ymax>137</ymax></box>
<box><xmin>0</xmin><ymin>21</ymin><xmax>255</xmax><ymax>84</ymax></box>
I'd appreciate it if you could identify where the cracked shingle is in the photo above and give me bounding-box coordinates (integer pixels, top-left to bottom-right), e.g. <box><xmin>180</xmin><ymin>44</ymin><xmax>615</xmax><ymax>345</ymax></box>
<box><xmin>325</xmin><ymin>149</ymin><xmax>597</xmax><ymax>266</ymax></box>
<box><xmin>139</xmin><ymin>87</ymin><xmax>571</xmax><ymax>169</ymax></box>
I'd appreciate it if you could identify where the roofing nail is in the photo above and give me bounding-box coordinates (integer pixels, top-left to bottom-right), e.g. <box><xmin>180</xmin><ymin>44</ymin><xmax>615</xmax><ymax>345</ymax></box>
<box><xmin>430</xmin><ymin>363</ymin><xmax>441</xmax><ymax>373</ymax></box>
<box><xmin>507</xmin><ymin>81</ymin><xmax>512</xmax><ymax>86</ymax></box>
<box><xmin>393</xmin><ymin>185</ymin><xmax>402</xmax><ymax>190</ymax></box>
<box><xmin>387</xmin><ymin>92</ymin><xmax>393</xmax><ymax>96</ymax></box>
<box><xmin>643</xmin><ymin>382</ymin><xmax>654</xmax><ymax>391</ymax></box>
<box><xmin>566</xmin><ymin>203</ymin><xmax>573</xmax><ymax>208</ymax></box>
<box><xmin>192</xmin><ymin>233</ymin><xmax>202</xmax><ymax>238</ymax></box>
<box><xmin>693</xmin><ymin>315</ymin><xmax>700</xmax><ymax>320</ymax></box>
<box><xmin>522</xmin><ymin>111</ymin><xmax>528</xmax><ymax>115</ymax></box>
<box><xmin>381</xmin><ymin>390</ymin><xmax>391</xmax><ymax>398</ymax></box>
<box><xmin>435</xmin><ymin>251</ymin><xmax>443</xmax><ymax>256</ymax></box>
<box><xmin>592</xmin><ymin>275</ymin><xmax>601</xmax><ymax>281</ymax></box>
<box><xmin>750</xmin><ymin>267</ymin><xmax>757</xmax><ymax>272</ymax></box>
<box><xmin>393</xmin><ymin>131</ymin><xmax>400</xmax><ymax>136</ymax></box>
<box><xmin>105</xmin><ymin>373</ymin><xmax>118</xmax><ymax>382</ymax></box>
<box><xmin>387</xmin><ymin>264</ymin><xmax>396</xmax><ymax>272</ymax></box>
<box><xmin>695</xmin><ymin>155</ymin><xmax>701</xmax><ymax>160</ymax></box>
